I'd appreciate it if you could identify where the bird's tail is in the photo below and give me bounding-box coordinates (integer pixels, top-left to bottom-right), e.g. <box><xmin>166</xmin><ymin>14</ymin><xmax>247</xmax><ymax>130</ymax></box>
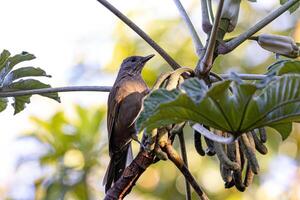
<box><xmin>103</xmin><ymin>144</ymin><xmax>132</xmax><ymax>193</ymax></box>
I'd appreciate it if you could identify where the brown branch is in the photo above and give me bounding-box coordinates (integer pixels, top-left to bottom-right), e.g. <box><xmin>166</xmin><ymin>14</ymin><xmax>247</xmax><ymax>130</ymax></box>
<box><xmin>104</xmin><ymin>150</ymin><xmax>155</xmax><ymax>200</ymax></box>
<box><xmin>96</xmin><ymin>0</ymin><xmax>181</xmax><ymax>70</ymax></box>
<box><xmin>162</xmin><ymin>141</ymin><xmax>209</xmax><ymax>200</ymax></box>
<box><xmin>196</xmin><ymin>0</ymin><xmax>224</xmax><ymax>76</ymax></box>
<box><xmin>178</xmin><ymin>131</ymin><xmax>192</xmax><ymax>200</ymax></box>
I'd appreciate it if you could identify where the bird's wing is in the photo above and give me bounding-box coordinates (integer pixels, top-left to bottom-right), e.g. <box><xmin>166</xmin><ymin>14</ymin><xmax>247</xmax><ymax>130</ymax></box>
<box><xmin>116</xmin><ymin>91</ymin><xmax>145</xmax><ymax>130</ymax></box>
<box><xmin>107</xmin><ymin>85</ymin><xmax>120</xmax><ymax>153</ymax></box>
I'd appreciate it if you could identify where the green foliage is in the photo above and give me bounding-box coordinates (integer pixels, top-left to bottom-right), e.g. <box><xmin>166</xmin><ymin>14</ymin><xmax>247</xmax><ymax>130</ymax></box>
<box><xmin>0</xmin><ymin>49</ymin><xmax>59</xmax><ymax>114</ymax></box>
<box><xmin>137</xmin><ymin>63</ymin><xmax>300</xmax><ymax>140</ymax></box>
<box><xmin>267</xmin><ymin>60</ymin><xmax>300</xmax><ymax>75</ymax></box>
<box><xmin>21</xmin><ymin>105</ymin><xmax>106</xmax><ymax>200</ymax></box>
<box><xmin>280</xmin><ymin>0</ymin><xmax>300</xmax><ymax>13</ymax></box>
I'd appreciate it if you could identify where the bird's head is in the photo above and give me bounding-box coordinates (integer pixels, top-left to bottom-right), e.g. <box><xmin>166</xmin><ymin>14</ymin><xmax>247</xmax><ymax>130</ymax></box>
<box><xmin>120</xmin><ymin>54</ymin><xmax>154</xmax><ymax>75</ymax></box>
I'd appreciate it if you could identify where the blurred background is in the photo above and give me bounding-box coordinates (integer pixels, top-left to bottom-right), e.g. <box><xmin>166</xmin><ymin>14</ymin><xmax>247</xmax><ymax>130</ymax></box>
<box><xmin>0</xmin><ymin>0</ymin><xmax>299</xmax><ymax>199</ymax></box>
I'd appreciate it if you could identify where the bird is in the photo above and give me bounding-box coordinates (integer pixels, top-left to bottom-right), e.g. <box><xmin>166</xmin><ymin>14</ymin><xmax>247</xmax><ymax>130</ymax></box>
<box><xmin>103</xmin><ymin>54</ymin><xmax>154</xmax><ymax>192</ymax></box>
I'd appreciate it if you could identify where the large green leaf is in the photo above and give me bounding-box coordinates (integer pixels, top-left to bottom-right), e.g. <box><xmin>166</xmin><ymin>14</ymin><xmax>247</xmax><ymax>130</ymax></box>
<box><xmin>0</xmin><ymin>98</ymin><xmax>8</xmax><ymax>112</ymax></box>
<box><xmin>137</xmin><ymin>75</ymin><xmax>300</xmax><ymax>140</ymax></box>
<box><xmin>0</xmin><ymin>51</ymin><xmax>35</xmax><ymax>84</ymax></box>
<box><xmin>0</xmin><ymin>50</ymin><xmax>11</xmax><ymax>73</ymax></box>
<box><xmin>242</xmin><ymin>75</ymin><xmax>300</xmax><ymax>137</ymax></box>
<box><xmin>7</xmin><ymin>51</ymin><xmax>35</xmax><ymax>70</ymax></box>
<box><xmin>9</xmin><ymin>79</ymin><xmax>60</xmax><ymax>114</ymax></box>
<box><xmin>0</xmin><ymin>50</ymin><xmax>59</xmax><ymax>114</ymax></box>
<box><xmin>12</xmin><ymin>95</ymin><xmax>31</xmax><ymax>114</ymax></box>
<box><xmin>3</xmin><ymin>67</ymin><xmax>51</xmax><ymax>86</ymax></box>
<box><xmin>267</xmin><ymin>60</ymin><xmax>300</xmax><ymax>76</ymax></box>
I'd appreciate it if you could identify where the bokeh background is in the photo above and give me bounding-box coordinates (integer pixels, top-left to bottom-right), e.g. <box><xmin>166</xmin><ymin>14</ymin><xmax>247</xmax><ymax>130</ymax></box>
<box><xmin>0</xmin><ymin>0</ymin><xmax>300</xmax><ymax>199</ymax></box>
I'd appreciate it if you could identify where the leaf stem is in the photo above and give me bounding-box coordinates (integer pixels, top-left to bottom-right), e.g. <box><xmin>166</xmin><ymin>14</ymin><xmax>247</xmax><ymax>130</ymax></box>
<box><xmin>196</xmin><ymin>0</ymin><xmax>224</xmax><ymax>76</ymax></box>
<box><xmin>192</xmin><ymin>124</ymin><xmax>235</xmax><ymax>144</ymax></box>
<box><xmin>201</xmin><ymin>0</ymin><xmax>212</xmax><ymax>34</ymax></box>
<box><xmin>173</xmin><ymin>0</ymin><xmax>203</xmax><ymax>56</ymax></box>
<box><xmin>218</xmin><ymin>0</ymin><xmax>300</xmax><ymax>54</ymax></box>
<box><xmin>208</xmin><ymin>0</ymin><xmax>215</xmax><ymax>23</ymax></box>
<box><xmin>219</xmin><ymin>73</ymin><xmax>267</xmax><ymax>80</ymax></box>
<box><xmin>96</xmin><ymin>0</ymin><xmax>181</xmax><ymax>70</ymax></box>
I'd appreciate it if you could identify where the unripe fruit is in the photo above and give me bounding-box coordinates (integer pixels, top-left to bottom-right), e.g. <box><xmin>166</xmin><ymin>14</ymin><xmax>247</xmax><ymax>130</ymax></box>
<box><xmin>221</xmin><ymin>0</ymin><xmax>241</xmax><ymax>32</ymax></box>
<box><xmin>257</xmin><ymin>34</ymin><xmax>299</xmax><ymax>58</ymax></box>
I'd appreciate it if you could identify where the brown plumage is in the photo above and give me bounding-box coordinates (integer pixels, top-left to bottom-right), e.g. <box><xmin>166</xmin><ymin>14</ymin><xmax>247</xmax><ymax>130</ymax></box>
<box><xmin>103</xmin><ymin>55</ymin><xmax>154</xmax><ymax>192</ymax></box>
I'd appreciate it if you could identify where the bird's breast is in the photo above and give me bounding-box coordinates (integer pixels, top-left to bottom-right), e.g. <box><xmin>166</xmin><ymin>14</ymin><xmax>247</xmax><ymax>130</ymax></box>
<box><xmin>116</xmin><ymin>78</ymin><xmax>148</xmax><ymax>101</ymax></box>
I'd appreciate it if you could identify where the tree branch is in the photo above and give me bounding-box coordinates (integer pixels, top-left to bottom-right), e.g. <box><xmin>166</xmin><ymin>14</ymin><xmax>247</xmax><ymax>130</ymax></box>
<box><xmin>196</xmin><ymin>0</ymin><xmax>224</xmax><ymax>76</ymax></box>
<box><xmin>162</xmin><ymin>142</ymin><xmax>209</xmax><ymax>200</ymax></box>
<box><xmin>201</xmin><ymin>0</ymin><xmax>212</xmax><ymax>34</ymax></box>
<box><xmin>0</xmin><ymin>73</ymin><xmax>269</xmax><ymax>98</ymax></box>
<box><xmin>208</xmin><ymin>0</ymin><xmax>215</xmax><ymax>23</ymax></box>
<box><xmin>173</xmin><ymin>0</ymin><xmax>203</xmax><ymax>56</ymax></box>
<box><xmin>220</xmin><ymin>73</ymin><xmax>267</xmax><ymax>80</ymax></box>
<box><xmin>104</xmin><ymin>150</ymin><xmax>155</xmax><ymax>200</ymax></box>
<box><xmin>96</xmin><ymin>0</ymin><xmax>181</xmax><ymax>70</ymax></box>
<box><xmin>178</xmin><ymin>131</ymin><xmax>192</xmax><ymax>200</ymax></box>
<box><xmin>0</xmin><ymin>86</ymin><xmax>112</xmax><ymax>97</ymax></box>
<box><xmin>218</xmin><ymin>0</ymin><xmax>300</xmax><ymax>54</ymax></box>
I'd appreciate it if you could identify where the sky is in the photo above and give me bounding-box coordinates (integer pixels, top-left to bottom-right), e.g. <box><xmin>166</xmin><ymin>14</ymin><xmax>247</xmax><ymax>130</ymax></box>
<box><xmin>0</xmin><ymin>0</ymin><xmax>299</xmax><ymax>199</ymax></box>
<box><xmin>0</xmin><ymin>0</ymin><xmax>186</xmax><ymax>194</ymax></box>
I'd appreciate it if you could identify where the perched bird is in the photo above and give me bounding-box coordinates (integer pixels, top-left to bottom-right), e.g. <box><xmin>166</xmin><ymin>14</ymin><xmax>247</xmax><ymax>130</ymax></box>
<box><xmin>103</xmin><ymin>54</ymin><xmax>154</xmax><ymax>192</ymax></box>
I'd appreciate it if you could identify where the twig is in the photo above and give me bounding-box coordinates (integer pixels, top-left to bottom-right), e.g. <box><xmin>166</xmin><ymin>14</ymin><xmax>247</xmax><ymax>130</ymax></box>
<box><xmin>208</xmin><ymin>0</ymin><xmax>214</xmax><ymax>23</ymax></box>
<box><xmin>0</xmin><ymin>73</ymin><xmax>271</xmax><ymax>98</ymax></box>
<box><xmin>196</xmin><ymin>0</ymin><xmax>224</xmax><ymax>76</ymax></box>
<box><xmin>173</xmin><ymin>0</ymin><xmax>203</xmax><ymax>57</ymax></box>
<box><xmin>219</xmin><ymin>73</ymin><xmax>267</xmax><ymax>80</ymax></box>
<box><xmin>0</xmin><ymin>86</ymin><xmax>112</xmax><ymax>97</ymax></box>
<box><xmin>178</xmin><ymin>131</ymin><xmax>192</xmax><ymax>200</ymax></box>
<box><xmin>104</xmin><ymin>150</ymin><xmax>155</xmax><ymax>200</ymax></box>
<box><xmin>192</xmin><ymin>124</ymin><xmax>235</xmax><ymax>144</ymax></box>
<box><xmin>96</xmin><ymin>0</ymin><xmax>181</xmax><ymax>70</ymax></box>
<box><xmin>162</xmin><ymin>142</ymin><xmax>209</xmax><ymax>200</ymax></box>
<box><xmin>218</xmin><ymin>0</ymin><xmax>300</xmax><ymax>54</ymax></box>
<box><xmin>201</xmin><ymin>0</ymin><xmax>212</xmax><ymax>34</ymax></box>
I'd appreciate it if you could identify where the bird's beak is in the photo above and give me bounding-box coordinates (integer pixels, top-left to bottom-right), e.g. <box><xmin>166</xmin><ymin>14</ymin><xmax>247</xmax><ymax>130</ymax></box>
<box><xmin>141</xmin><ymin>54</ymin><xmax>155</xmax><ymax>63</ymax></box>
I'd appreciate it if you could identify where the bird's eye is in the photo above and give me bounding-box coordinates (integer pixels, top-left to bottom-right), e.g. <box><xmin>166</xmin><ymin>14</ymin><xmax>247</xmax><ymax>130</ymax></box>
<box><xmin>131</xmin><ymin>58</ymin><xmax>136</xmax><ymax>62</ymax></box>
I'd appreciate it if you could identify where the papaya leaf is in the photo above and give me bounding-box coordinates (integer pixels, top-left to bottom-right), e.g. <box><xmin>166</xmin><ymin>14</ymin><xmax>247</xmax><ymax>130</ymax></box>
<box><xmin>0</xmin><ymin>50</ymin><xmax>60</xmax><ymax>114</ymax></box>
<box><xmin>0</xmin><ymin>50</ymin><xmax>11</xmax><ymax>73</ymax></box>
<box><xmin>242</xmin><ymin>75</ymin><xmax>300</xmax><ymax>134</ymax></box>
<box><xmin>137</xmin><ymin>74</ymin><xmax>300</xmax><ymax>140</ymax></box>
<box><xmin>3</xmin><ymin>67</ymin><xmax>51</xmax><ymax>86</ymax></box>
<box><xmin>0</xmin><ymin>51</ymin><xmax>35</xmax><ymax>84</ymax></box>
<box><xmin>7</xmin><ymin>51</ymin><xmax>35</xmax><ymax>70</ymax></box>
<box><xmin>266</xmin><ymin>60</ymin><xmax>300</xmax><ymax>76</ymax></box>
<box><xmin>12</xmin><ymin>95</ymin><xmax>31</xmax><ymax>114</ymax></box>
<box><xmin>0</xmin><ymin>98</ymin><xmax>8</xmax><ymax>112</ymax></box>
<box><xmin>9</xmin><ymin>79</ymin><xmax>60</xmax><ymax>114</ymax></box>
<box><xmin>269</xmin><ymin>123</ymin><xmax>292</xmax><ymax>140</ymax></box>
